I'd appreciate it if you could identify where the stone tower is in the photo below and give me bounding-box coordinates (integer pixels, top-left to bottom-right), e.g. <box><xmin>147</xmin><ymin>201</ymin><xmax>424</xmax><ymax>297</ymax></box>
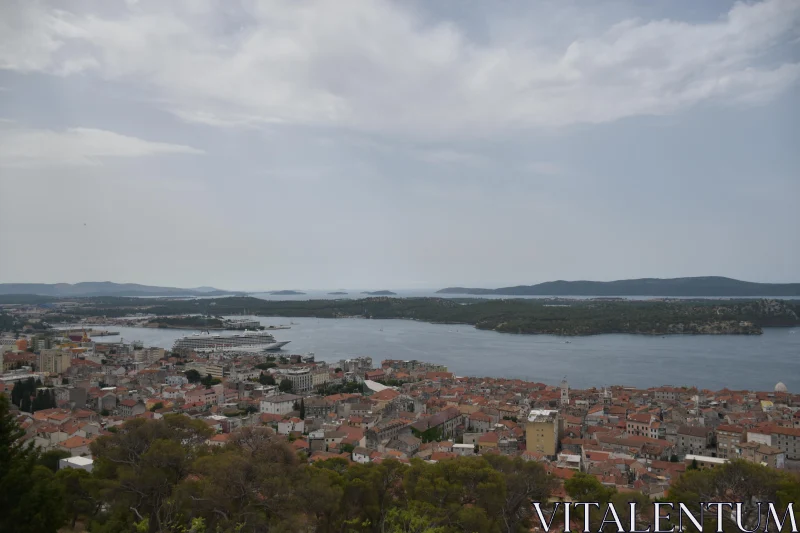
<box><xmin>560</xmin><ymin>377</ymin><xmax>569</xmax><ymax>406</ymax></box>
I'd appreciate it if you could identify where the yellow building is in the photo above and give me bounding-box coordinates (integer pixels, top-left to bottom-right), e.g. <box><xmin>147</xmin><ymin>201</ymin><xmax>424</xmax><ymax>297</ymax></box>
<box><xmin>525</xmin><ymin>409</ymin><xmax>560</xmax><ymax>457</ymax></box>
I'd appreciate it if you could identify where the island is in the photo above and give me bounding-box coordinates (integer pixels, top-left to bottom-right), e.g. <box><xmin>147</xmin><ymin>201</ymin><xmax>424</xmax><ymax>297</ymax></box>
<box><xmin>437</xmin><ymin>276</ymin><xmax>800</xmax><ymax>297</ymax></box>
<box><xmin>267</xmin><ymin>290</ymin><xmax>306</xmax><ymax>295</ymax></box>
<box><xmin>27</xmin><ymin>295</ymin><xmax>800</xmax><ymax>337</ymax></box>
<box><xmin>328</xmin><ymin>291</ymin><xmax>349</xmax><ymax>295</ymax></box>
<box><xmin>361</xmin><ymin>290</ymin><xmax>397</xmax><ymax>296</ymax></box>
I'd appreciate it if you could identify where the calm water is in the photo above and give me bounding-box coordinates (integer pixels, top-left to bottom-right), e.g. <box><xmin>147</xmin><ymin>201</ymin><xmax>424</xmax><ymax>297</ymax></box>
<box><xmin>87</xmin><ymin>316</ymin><xmax>800</xmax><ymax>392</ymax></box>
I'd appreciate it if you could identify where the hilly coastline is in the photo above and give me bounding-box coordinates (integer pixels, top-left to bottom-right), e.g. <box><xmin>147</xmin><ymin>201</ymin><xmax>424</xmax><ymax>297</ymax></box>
<box><xmin>0</xmin><ymin>282</ymin><xmax>237</xmax><ymax>298</ymax></box>
<box><xmin>437</xmin><ymin>276</ymin><xmax>800</xmax><ymax>297</ymax></box>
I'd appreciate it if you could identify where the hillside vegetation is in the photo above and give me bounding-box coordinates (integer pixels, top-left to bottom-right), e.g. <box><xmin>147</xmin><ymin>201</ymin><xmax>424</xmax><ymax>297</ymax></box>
<box><xmin>28</xmin><ymin>295</ymin><xmax>800</xmax><ymax>336</ymax></box>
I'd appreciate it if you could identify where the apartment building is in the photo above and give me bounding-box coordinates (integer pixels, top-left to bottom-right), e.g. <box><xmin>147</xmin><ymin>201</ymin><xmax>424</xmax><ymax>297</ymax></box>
<box><xmin>716</xmin><ymin>425</ymin><xmax>744</xmax><ymax>459</ymax></box>
<box><xmin>37</xmin><ymin>349</ymin><xmax>72</xmax><ymax>374</ymax></box>
<box><xmin>771</xmin><ymin>426</ymin><xmax>800</xmax><ymax>460</ymax></box>
<box><xmin>526</xmin><ymin>409</ymin><xmax>560</xmax><ymax>458</ymax></box>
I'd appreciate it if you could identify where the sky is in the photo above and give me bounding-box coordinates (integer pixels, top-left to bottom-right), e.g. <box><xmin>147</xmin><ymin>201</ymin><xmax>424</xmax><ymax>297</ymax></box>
<box><xmin>0</xmin><ymin>0</ymin><xmax>798</xmax><ymax>291</ymax></box>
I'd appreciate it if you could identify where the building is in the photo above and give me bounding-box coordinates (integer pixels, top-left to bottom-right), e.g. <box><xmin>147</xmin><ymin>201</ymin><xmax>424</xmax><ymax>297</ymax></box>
<box><xmin>304</xmin><ymin>397</ymin><xmax>334</xmax><ymax>419</ymax></box>
<box><xmin>278</xmin><ymin>417</ymin><xmax>305</xmax><ymax>435</ymax></box>
<box><xmin>352</xmin><ymin>447</ymin><xmax>372</xmax><ymax>464</ymax></box>
<box><xmin>560</xmin><ymin>378</ymin><xmax>569</xmax><ymax>406</ymax></box>
<box><xmin>770</xmin><ymin>426</ymin><xmax>800</xmax><ymax>460</ymax></box>
<box><xmin>366</xmin><ymin>419</ymin><xmax>412</xmax><ymax>449</ymax></box>
<box><xmin>626</xmin><ymin>413</ymin><xmax>661</xmax><ymax>439</ymax></box>
<box><xmin>716</xmin><ymin>425</ymin><xmax>744</xmax><ymax>459</ymax></box>
<box><xmin>525</xmin><ymin>409</ymin><xmax>560</xmax><ymax>458</ymax></box>
<box><xmin>676</xmin><ymin>425</ymin><xmax>712</xmax><ymax>456</ymax></box>
<box><xmin>59</xmin><ymin>456</ymin><xmax>94</xmax><ymax>473</ymax></box>
<box><xmin>260</xmin><ymin>393</ymin><xmax>302</xmax><ymax>416</ymax></box>
<box><xmin>37</xmin><ymin>349</ymin><xmax>72</xmax><ymax>374</ymax></box>
<box><xmin>311</xmin><ymin>366</ymin><xmax>330</xmax><ymax>389</ymax></box>
<box><xmin>118</xmin><ymin>399</ymin><xmax>146</xmax><ymax>418</ymax></box>
<box><xmin>279</xmin><ymin>368</ymin><xmax>313</xmax><ymax>393</ymax></box>
<box><xmin>736</xmin><ymin>442</ymin><xmax>785</xmax><ymax>469</ymax></box>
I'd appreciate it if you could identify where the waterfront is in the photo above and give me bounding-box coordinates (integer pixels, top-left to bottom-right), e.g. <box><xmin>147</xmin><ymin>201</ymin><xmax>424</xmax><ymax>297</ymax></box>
<box><xmin>89</xmin><ymin>316</ymin><xmax>800</xmax><ymax>392</ymax></box>
<box><xmin>249</xmin><ymin>290</ymin><xmax>800</xmax><ymax>301</ymax></box>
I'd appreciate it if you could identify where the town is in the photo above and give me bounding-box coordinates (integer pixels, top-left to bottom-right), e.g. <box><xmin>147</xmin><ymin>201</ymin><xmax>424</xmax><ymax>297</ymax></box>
<box><xmin>2</xmin><ymin>321</ymin><xmax>798</xmax><ymax>503</ymax></box>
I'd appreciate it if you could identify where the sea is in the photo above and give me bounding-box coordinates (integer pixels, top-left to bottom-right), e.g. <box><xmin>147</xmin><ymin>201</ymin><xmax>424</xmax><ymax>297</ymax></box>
<box><xmin>86</xmin><ymin>314</ymin><xmax>800</xmax><ymax>393</ymax></box>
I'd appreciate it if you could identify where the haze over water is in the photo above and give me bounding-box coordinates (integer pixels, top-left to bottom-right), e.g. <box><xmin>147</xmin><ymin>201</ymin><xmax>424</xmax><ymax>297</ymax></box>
<box><xmin>91</xmin><ymin>317</ymin><xmax>799</xmax><ymax>393</ymax></box>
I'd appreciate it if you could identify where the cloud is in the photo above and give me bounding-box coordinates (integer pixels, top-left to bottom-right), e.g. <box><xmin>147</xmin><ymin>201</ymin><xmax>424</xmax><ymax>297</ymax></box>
<box><xmin>0</xmin><ymin>0</ymin><xmax>798</xmax><ymax>139</ymax></box>
<box><xmin>0</xmin><ymin>126</ymin><xmax>204</xmax><ymax>167</ymax></box>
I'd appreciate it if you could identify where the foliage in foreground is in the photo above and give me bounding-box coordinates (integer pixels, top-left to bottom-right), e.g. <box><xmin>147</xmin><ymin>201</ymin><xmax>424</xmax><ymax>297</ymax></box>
<box><xmin>3</xmin><ymin>393</ymin><xmax>799</xmax><ymax>532</ymax></box>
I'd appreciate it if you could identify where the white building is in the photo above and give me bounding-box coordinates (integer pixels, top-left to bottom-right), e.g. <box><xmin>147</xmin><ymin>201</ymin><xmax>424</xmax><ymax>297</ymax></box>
<box><xmin>260</xmin><ymin>393</ymin><xmax>302</xmax><ymax>416</ymax></box>
<box><xmin>278</xmin><ymin>368</ymin><xmax>313</xmax><ymax>393</ymax></box>
<box><xmin>59</xmin><ymin>456</ymin><xmax>94</xmax><ymax>473</ymax></box>
<box><xmin>453</xmin><ymin>443</ymin><xmax>476</xmax><ymax>456</ymax></box>
<box><xmin>278</xmin><ymin>417</ymin><xmax>305</xmax><ymax>435</ymax></box>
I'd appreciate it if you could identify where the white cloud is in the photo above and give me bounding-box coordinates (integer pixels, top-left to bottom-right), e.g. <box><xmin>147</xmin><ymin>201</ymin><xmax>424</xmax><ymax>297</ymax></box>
<box><xmin>0</xmin><ymin>0</ymin><xmax>798</xmax><ymax>137</ymax></box>
<box><xmin>0</xmin><ymin>126</ymin><xmax>204</xmax><ymax>167</ymax></box>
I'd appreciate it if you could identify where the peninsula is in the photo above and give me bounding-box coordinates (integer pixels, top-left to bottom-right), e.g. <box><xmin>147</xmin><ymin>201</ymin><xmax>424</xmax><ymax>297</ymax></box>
<box><xmin>437</xmin><ymin>276</ymin><xmax>800</xmax><ymax>297</ymax></box>
<box><xmin>23</xmin><ymin>295</ymin><xmax>800</xmax><ymax>337</ymax></box>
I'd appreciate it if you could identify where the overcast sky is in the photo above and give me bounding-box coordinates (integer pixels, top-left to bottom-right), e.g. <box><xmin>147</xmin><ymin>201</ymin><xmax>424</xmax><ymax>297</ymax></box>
<box><xmin>0</xmin><ymin>0</ymin><xmax>798</xmax><ymax>291</ymax></box>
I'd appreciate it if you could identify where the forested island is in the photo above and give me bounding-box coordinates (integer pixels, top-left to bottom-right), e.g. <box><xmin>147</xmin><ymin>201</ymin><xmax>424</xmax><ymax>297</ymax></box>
<box><xmin>438</xmin><ymin>276</ymin><xmax>800</xmax><ymax>297</ymax></box>
<box><xmin>25</xmin><ymin>295</ymin><xmax>800</xmax><ymax>336</ymax></box>
<box><xmin>267</xmin><ymin>290</ymin><xmax>306</xmax><ymax>295</ymax></box>
<box><xmin>328</xmin><ymin>291</ymin><xmax>348</xmax><ymax>295</ymax></box>
<box><xmin>361</xmin><ymin>290</ymin><xmax>397</xmax><ymax>295</ymax></box>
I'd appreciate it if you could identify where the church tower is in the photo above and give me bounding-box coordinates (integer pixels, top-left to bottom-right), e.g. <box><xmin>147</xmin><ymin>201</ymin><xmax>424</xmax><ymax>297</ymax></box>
<box><xmin>560</xmin><ymin>377</ymin><xmax>569</xmax><ymax>406</ymax></box>
<box><xmin>602</xmin><ymin>386</ymin><xmax>612</xmax><ymax>405</ymax></box>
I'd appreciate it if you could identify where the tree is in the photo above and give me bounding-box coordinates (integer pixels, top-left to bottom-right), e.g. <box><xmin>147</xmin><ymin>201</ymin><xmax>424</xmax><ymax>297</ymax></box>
<box><xmin>37</xmin><ymin>449</ymin><xmax>71</xmax><ymax>472</ymax></box>
<box><xmin>279</xmin><ymin>378</ymin><xmax>293</xmax><ymax>393</ymax></box>
<box><xmin>184</xmin><ymin>369</ymin><xmax>201</xmax><ymax>383</ymax></box>
<box><xmin>90</xmin><ymin>415</ymin><xmax>213</xmax><ymax>533</ymax></box>
<box><xmin>150</xmin><ymin>402</ymin><xmax>164</xmax><ymax>412</ymax></box>
<box><xmin>667</xmin><ymin>459</ymin><xmax>797</xmax><ymax>532</ymax></box>
<box><xmin>299</xmin><ymin>398</ymin><xmax>306</xmax><ymax>420</ymax></box>
<box><xmin>55</xmin><ymin>467</ymin><xmax>96</xmax><ymax>529</ymax></box>
<box><xmin>0</xmin><ymin>394</ymin><xmax>66</xmax><ymax>533</ymax></box>
<box><xmin>258</xmin><ymin>371</ymin><xmax>275</xmax><ymax>386</ymax></box>
<box><xmin>200</xmin><ymin>373</ymin><xmax>221</xmax><ymax>388</ymax></box>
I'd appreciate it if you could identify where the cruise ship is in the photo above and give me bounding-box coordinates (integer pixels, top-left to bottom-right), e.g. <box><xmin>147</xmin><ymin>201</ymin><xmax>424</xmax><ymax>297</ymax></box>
<box><xmin>172</xmin><ymin>330</ymin><xmax>290</xmax><ymax>353</ymax></box>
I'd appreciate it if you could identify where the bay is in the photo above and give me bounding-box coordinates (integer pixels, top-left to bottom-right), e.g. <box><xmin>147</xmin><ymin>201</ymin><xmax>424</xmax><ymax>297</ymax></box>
<box><xmin>86</xmin><ymin>316</ymin><xmax>799</xmax><ymax>393</ymax></box>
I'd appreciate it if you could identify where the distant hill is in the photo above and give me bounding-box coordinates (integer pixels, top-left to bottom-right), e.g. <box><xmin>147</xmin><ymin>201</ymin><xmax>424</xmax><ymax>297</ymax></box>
<box><xmin>0</xmin><ymin>282</ymin><xmax>236</xmax><ymax>298</ymax></box>
<box><xmin>328</xmin><ymin>291</ymin><xmax>349</xmax><ymax>295</ymax></box>
<box><xmin>437</xmin><ymin>277</ymin><xmax>800</xmax><ymax>297</ymax></box>
<box><xmin>361</xmin><ymin>290</ymin><xmax>397</xmax><ymax>296</ymax></box>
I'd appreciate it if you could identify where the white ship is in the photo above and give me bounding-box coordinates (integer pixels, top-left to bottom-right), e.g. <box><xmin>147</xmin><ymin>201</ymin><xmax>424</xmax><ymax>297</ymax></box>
<box><xmin>172</xmin><ymin>330</ymin><xmax>290</xmax><ymax>353</ymax></box>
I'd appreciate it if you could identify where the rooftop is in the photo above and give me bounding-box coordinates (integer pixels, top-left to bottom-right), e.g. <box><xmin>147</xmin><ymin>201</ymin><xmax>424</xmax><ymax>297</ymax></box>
<box><xmin>527</xmin><ymin>409</ymin><xmax>558</xmax><ymax>423</ymax></box>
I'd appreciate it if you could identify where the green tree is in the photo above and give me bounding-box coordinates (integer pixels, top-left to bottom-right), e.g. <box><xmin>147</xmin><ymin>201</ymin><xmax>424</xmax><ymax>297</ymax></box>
<box><xmin>184</xmin><ymin>369</ymin><xmax>201</xmax><ymax>383</ymax></box>
<box><xmin>563</xmin><ymin>472</ymin><xmax>616</xmax><ymax>531</ymax></box>
<box><xmin>258</xmin><ymin>371</ymin><xmax>276</xmax><ymax>386</ymax></box>
<box><xmin>37</xmin><ymin>449</ymin><xmax>71</xmax><ymax>472</ymax></box>
<box><xmin>90</xmin><ymin>415</ymin><xmax>213</xmax><ymax>533</ymax></box>
<box><xmin>150</xmin><ymin>402</ymin><xmax>164</xmax><ymax>412</ymax></box>
<box><xmin>0</xmin><ymin>394</ymin><xmax>66</xmax><ymax>533</ymax></box>
<box><xmin>299</xmin><ymin>398</ymin><xmax>306</xmax><ymax>420</ymax></box>
<box><xmin>279</xmin><ymin>378</ymin><xmax>293</xmax><ymax>393</ymax></box>
<box><xmin>55</xmin><ymin>467</ymin><xmax>97</xmax><ymax>529</ymax></box>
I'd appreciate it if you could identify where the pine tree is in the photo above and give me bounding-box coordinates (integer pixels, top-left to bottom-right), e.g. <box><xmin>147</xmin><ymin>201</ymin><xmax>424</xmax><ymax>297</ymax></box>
<box><xmin>0</xmin><ymin>394</ymin><xmax>66</xmax><ymax>532</ymax></box>
<box><xmin>299</xmin><ymin>398</ymin><xmax>306</xmax><ymax>420</ymax></box>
